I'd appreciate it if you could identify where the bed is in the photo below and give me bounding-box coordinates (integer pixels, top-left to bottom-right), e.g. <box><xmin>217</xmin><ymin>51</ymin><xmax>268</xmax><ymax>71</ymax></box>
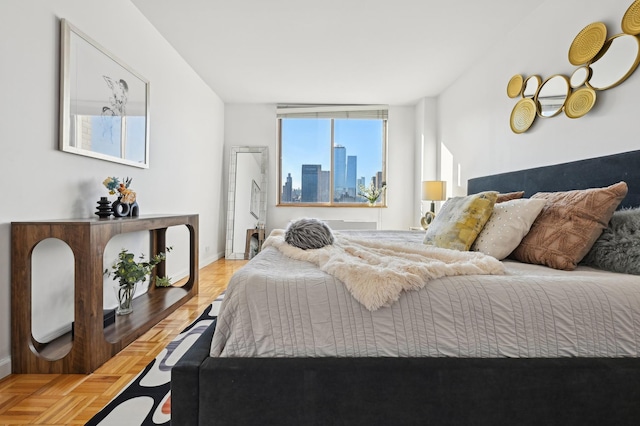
<box><xmin>173</xmin><ymin>149</ymin><xmax>640</xmax><ymax>426</ymax></box>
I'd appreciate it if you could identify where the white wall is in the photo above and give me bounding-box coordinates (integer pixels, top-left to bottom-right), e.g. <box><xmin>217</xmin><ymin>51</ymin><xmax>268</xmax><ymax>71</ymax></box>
<box><xmin>425</xmin><ymin>0</ymin><xmax>640</xmax><ymax>196</ymax></box>
<box><xmin>0</xmin><ymin>0</ymin><xmax>225</xmax><ymax>378</ymax></box>
<box><xmin>414</xmin><ymin>98</ymin><xmax>440</xmax><ymax>217</ymax></box>
<box><xmin>224</xmin><ymin>104</ymin><xmax>417</xmax><ymax>233</ymax></box>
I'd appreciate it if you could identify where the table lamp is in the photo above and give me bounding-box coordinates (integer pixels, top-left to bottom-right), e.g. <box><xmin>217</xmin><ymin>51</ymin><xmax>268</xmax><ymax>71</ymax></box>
<box><xmin>421</xmin><ymin>180</ymin><xmax>446</xmax><ymax>228</ymax></box>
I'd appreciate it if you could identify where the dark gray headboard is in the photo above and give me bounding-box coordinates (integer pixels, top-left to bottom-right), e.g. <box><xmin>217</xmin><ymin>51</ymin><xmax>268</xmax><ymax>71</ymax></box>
<box><xmin>468</xmin><ymin>149</ymin><xmax>640</xmax><ymax>209</ymax></box>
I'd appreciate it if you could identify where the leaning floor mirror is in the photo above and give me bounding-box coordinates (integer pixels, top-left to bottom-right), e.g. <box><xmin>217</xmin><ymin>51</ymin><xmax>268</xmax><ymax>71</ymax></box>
<box><xmin>225</xmin><ymin>146</ymin><xmax>268</xmax><ymax>259</ymax></box>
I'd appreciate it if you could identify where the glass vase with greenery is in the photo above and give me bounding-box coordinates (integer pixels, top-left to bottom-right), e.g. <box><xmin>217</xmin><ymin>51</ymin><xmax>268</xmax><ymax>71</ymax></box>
<box><xmin>104</xmin><ymin>247</ymin><xmax>172</xmax><ymax>315</ymax></box>
<box><xmin>358</xmin><ymin>181</ymin><xmax>387</xmax><ymax>206</ymax></box>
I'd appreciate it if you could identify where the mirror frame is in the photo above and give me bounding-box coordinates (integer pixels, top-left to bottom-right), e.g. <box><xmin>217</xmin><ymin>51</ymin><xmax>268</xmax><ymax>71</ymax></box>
<box><xmin>225</xmin><ymin>146</ymin><xmax>268</xmax><ymax>259</ymax></box>
<box><xmin>586</xmin><ymin>33</ymin><xmax>640</xmax><ymax>91</ymax></box>
<box><xmin>59</xmin><ymin>19</ymin><xmax>150</xmax><ymax>168</ymax></box>
<box><xmin>570</xmin><ymin>66</ymin><xmax>591</xmax><ymax>88</ymax></box>
<box><xmin>522</xmin><ymin>75</ymin><xmax>541</xmax><ymax>98</ymax></box>
<box><xmin>535</xmin><ymin>74</ymin><xmax>570</xmax><ymax>118</ymax></box>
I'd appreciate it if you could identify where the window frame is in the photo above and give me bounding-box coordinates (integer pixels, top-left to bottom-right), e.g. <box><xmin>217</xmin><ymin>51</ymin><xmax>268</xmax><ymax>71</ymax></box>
<box><xmin>276</xmin><ymin>110</ymin><xmax>388</xmax><ymax>207</ymax></box>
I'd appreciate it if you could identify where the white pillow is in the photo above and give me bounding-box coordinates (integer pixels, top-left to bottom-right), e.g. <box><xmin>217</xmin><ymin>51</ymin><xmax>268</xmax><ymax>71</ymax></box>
<box><xmin>471</xmin><ymin>198</ymin><xmax>547</xmax><ymax>260</ymax></box>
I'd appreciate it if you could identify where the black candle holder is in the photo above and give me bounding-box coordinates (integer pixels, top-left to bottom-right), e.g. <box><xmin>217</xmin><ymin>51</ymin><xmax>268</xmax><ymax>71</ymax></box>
<box><xmin>95</xmin><ymin>197</ymin><xmax>113</xmax><ymax>218</ymax></box>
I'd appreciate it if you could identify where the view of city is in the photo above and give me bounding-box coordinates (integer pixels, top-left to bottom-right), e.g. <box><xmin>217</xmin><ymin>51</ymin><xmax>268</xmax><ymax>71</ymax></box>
<box><xmin>279</xmin><ymin>118</ymin><xmax>385</xmax><ymax>204</ymax></box>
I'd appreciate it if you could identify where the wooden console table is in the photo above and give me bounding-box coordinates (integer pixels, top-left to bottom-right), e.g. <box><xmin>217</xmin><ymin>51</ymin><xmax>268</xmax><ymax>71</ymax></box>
<box><xmin>11</xmin><ymin>214</ymin><xmax>199</xmax><ymax>374</ymax></box>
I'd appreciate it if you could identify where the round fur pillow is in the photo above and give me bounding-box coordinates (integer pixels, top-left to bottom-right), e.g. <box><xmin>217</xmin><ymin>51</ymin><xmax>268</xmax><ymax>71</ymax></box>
<box><xmin>285</xmin><ymin>218</ymin><xmax>334</xmax><ymax>250</ymax></box>
<box><xmin>581</xmin><ymin>207</ymin><xmax>640</xmax><ymax>275</ymax></box>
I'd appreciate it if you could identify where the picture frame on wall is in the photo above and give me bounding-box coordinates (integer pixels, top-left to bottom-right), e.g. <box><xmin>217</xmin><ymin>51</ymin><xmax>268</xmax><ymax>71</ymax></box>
<box><xmin>59</xmin><ymin>18</ymin><xmax>150</xmax><ymax>168</ymax></box>
<box><xmin>250</xmin><ymin>179</ymin><xmax>260</xmax><ymax>219</ymax></box>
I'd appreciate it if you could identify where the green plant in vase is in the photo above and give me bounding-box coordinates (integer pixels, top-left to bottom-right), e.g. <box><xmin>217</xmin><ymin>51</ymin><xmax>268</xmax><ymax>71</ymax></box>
<box><xmin>104</xmin><ymin>246</ymin><xmax>172</xmax><ymax>315</ymax></box>
<box><xmin>358</xmin><ymin>181</ymin><xmax>387</xmax><ymax>206</ymax></box>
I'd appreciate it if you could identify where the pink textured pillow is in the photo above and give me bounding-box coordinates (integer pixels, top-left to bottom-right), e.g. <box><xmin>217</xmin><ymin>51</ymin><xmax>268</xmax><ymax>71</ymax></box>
<box><xmin>496</xmin><ymin>191</ymin><xmax>525</xmax><ymax>203</ymax></box>
<box><xmin>510</xmin><ymin>182</ymin><xmax>628</xmax><ymax>270</ymax></box>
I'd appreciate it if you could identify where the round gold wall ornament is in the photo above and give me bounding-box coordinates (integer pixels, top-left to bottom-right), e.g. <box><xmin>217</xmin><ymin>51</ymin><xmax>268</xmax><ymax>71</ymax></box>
<box><xmin>565</xmin><ymin>87</ymin><xmax>596</xmax><ymax>119</ymax></box>
<box><xmin>622</xmin><ymin>0</ymin><xmax>640</xmax><ymax>35</ymax></box>
<box><xmin>507</xmin><ymin>74</ymin><xmax>524</xmax><ymax>98</ymax></box>
<box><xmin>510</xmin><ymin>98</ymin><xmax>537</xmax><ymax>134</ymax></box>
<box><xmin>568</xmin><ymin>22</ymin><xmax>608</xmax><ymax>66</ymax></box>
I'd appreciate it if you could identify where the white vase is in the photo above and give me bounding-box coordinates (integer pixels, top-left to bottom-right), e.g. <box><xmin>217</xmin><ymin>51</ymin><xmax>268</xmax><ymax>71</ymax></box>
<box><xmin>114</xmin><ymin>282</ymin><xmax>137</xmax><ymax>315</ymax></box>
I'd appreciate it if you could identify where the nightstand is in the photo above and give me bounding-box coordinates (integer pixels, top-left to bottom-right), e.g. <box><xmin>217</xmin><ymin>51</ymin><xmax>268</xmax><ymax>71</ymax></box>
<box><xmin>245</xmin><ymin>228</ymin><xmax>265</xmax><ymax>259</ymax></box>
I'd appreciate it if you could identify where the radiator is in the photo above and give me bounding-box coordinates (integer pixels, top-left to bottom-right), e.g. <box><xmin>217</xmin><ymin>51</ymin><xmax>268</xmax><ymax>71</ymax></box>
<box><xmin>324</xmin><ymin>220</ymin><xmax>377</xmax><ymax>230</ymax></box>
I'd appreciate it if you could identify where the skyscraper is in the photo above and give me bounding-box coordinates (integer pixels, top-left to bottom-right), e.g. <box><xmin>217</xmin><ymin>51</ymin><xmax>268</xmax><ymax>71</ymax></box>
<box><xmin>346</xmin><ymin>155</ymin><xmax>357</xmax><ymax>198</ymax></box>
<box><xmin>319</xmin><ymin>170</ymin><xmax>330</xmax><ymax>202</ymax></box>
<box><xmin>376</xmin><ymin>171</ymin><xmax>383</xmax><ymax>188</ymax></box>
<box><xmin>282</xmin><ymin>173</ymin><xmax>292</xmax><ymax>202</ymax></box>
<box><xmin>356</xmin><ymin>176</ymin><xmax>366</xmax><ymax>202</ymax></box>
<box><xmin>301</xmin><ymin>164</ymin><xmax>321</xmax><ymax>202</ymax></box>
<box><xmin>334</xmin><ymin>145</ymin><xmax>346</xmax><ymax>195</ymax></box>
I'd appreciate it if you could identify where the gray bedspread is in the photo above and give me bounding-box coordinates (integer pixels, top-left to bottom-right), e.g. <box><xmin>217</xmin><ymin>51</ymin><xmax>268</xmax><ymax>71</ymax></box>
<box><xmin>211</xmin><ymin>231</ymin><xmax>640</xmax><ymax>358</ymax></box>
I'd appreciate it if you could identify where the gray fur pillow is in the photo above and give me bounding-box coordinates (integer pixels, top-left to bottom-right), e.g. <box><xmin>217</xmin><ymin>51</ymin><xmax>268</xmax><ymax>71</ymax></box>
<box><xmin>285</xmin><ymin>218</ymin><xmax>334</xmax><ymax>250</ymax></box>
<box><xmin>581</xmin><ymin>208</ymin><xmax>640</xmax><ymax>275</ymax></box>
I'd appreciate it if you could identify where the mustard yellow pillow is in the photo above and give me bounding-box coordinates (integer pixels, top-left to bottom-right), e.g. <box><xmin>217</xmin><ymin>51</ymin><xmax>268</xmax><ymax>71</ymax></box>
<box><xmin>423</xmin><ymin>191</ymin><xmax>498</xmax><ymax>251</ymax></box>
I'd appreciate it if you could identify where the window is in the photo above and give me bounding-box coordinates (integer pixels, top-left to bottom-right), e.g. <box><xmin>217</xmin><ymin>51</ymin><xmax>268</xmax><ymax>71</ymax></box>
<box><xmin>277</xmin><ymin>105</ymin><xmax>388</xmax><ymax>206</ymax></box>
<box><xmin>73</xmin><ymin>115</ymin><xmax>147</xmax><ymax>164</ymax></box>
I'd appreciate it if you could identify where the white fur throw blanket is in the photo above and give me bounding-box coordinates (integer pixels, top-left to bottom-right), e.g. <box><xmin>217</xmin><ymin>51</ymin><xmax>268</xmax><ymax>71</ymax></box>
<box><xmin>263</xmin><ymin>230</ymin><xmax>505</xmax><ymax>311</ymax></box>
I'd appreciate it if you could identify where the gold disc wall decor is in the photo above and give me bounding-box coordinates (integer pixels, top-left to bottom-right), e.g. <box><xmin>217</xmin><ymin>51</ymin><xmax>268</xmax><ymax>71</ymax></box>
<box><xmin>568</xmin><ymin>22</ymin><xmax>607</xmax><ymax>65</ymax></box>
<box><xmin>565</xmin><ymin>87</ymin><xmax>596</xmax><ymax>119</ymax></box>
<box><xmin>508</xmin><ymin>2</ymin><xmax>640</xmax><ymax>133</ymax></box>
<box><xmin>507</xmin><ymin>74</ymin><xmax>524</xmax><ymax>98</ymax></box>
<box><xmin>510</xmin><ymin>98</ymin><xmax>537</xmax><ymax>133</ymax></box>
<box><xmin>622</xmin><ymin>0</ymin><xmax>640</xmax><ymax>35</ymax></box>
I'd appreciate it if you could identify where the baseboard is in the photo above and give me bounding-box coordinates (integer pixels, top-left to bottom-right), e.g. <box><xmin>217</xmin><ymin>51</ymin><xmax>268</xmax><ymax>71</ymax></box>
<box><xmin>0</xmin><ymin>356</ymin><xmax>11</xmax><ymax>379</ymax></box>
<box><xmin>34</xmin><ymin>323</ymin><xmax>73</xmax><ymax>345</ymax></box>
<box><xmin>325</xmin><ymin>220</ymin><xmax>377</xmax><ymax>230</ymax></box>
<box><xmin>202</xmin><ymin>253</ymin><xmax>222</xmax><ymax>267</ymax></box>
<box><xmin>166</xmin><ymin>252</ymin><xmax>221</xmax><ymax>285</ymax></box>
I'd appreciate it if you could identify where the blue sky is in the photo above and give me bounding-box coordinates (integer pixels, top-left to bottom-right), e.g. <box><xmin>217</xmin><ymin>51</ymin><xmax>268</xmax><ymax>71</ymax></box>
<box><xmin>90</xmin><ymin>115</ymin><xmax>147</xmax><ymax>164</ymax></box>
<box><xmin>281</xmin><ymin>118</ymin><xmax>384</xmax><ymax>189</ymax></box>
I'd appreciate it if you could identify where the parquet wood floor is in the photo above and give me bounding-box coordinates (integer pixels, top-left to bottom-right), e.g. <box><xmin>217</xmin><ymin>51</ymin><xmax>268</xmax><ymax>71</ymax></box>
<box><xmin>0</xmin><ymin>258</ymin><xmax>246</xmax><ymax>425</ymax></box>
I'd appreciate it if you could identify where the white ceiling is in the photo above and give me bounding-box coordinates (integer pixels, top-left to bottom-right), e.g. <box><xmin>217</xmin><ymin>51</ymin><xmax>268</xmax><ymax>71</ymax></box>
<box><xmin>131</xmin><ymin>0</ymin><xmax>539</xmax><ymax>105</ymax></box>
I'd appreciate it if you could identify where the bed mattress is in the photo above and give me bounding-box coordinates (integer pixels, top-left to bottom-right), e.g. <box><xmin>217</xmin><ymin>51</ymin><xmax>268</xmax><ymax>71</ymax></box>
<box><xmin>211</xmin><ymin>231</ymin><xmax>640</xmax><ymax>358</ymax></box>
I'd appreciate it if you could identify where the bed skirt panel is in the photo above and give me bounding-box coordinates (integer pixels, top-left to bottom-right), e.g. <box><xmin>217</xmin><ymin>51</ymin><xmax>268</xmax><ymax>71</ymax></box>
<box><xmin>170</xmin><ymin>318</ymin><xmax>217</xmax><ymax>426</ymax></box>
<box><xmin>173</xmin><ymin>321</ymin><xmax>640</xmax><ymax>426</ymax></box>
<box><xmin>196</xmin><ymin>357</ymin><xmax>640</xmax><ymax>425</ymax></box>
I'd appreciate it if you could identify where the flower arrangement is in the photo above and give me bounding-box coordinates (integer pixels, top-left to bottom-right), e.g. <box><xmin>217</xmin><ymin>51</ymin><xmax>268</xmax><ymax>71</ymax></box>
<box><xmin>103</xmin><ymin>176</ymin><xmax>137</xmax><ymax>204</ymax></box>
<box><xmin>103</xmin><ymin>177</ymin><xmax>121</xmax><ymax>195</ymax></box>
<box><xmin>358</xmin><ymin>181</ymin><xmax>387</xmax><ymax>205</ymax></box>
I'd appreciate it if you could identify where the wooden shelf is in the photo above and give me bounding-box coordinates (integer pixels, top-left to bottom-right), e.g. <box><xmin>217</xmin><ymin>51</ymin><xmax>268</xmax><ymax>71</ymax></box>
<box><xmin>11</xmin><ymin>214</ymin><xmax>199</xmax><ymax>374</ymax></box>
<box><xmin>35</xmin><ymin>332</ymin><xmax>73</xmax><ymax>362</ymax></box>
<box><xmin>104</xmin><ymin>286</ymin><xmax>190</xmax><ymax>343</ymax></box>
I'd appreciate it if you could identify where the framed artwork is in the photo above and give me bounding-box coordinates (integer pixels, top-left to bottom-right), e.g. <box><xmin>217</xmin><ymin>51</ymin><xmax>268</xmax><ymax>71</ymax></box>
<box><xmin>250</xmin><ymin>179</ymin><xmax>260</xmax><ymax>219</ymax></box>
<box><xmin>59</xmin><ymin>19</ymin><xmax>150</xmax><ymax>168</ymax></box>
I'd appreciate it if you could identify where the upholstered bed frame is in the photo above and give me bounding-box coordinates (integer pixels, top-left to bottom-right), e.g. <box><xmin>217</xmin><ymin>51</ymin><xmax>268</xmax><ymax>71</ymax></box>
<box><xmin>467</xmin><ymin>149</ymin><xmax>640</xmax><ymax>208</ymax></box>
<box><xmin>172</xmin><ymin>149</ymin><xmax>640</xmax><ymax>426</ymax></box>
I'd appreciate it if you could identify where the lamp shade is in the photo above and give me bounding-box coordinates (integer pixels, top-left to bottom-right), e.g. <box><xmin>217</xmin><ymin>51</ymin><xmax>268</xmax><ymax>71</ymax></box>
<box><xmin>422</xmin><ymin>181</ymin><xmax>447</xmax><ymax>201</ymax></box>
